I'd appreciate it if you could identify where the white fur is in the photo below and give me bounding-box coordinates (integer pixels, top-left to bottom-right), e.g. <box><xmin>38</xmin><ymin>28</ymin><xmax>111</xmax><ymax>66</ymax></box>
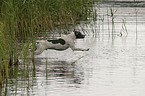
<box><xmin>34</xmin><ymin>32</ymin><xmax>89</xmax><ymax>55</ymax></box>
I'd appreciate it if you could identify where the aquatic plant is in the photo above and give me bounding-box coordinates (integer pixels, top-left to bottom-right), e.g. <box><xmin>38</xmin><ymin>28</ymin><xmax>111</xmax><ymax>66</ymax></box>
<box><xmin>107</xmin><ymin>8</ymin><xmax>117</xmax><ymax>39</ymax></box>
<box><xmin>135</xmin><ymin>8</ymin><xmax>138</xmax><ymax>40</ymax></box>
<box><xmin>120</xmin><ymin>18</ymin><xmax>128</xmax><ymax>37</ymax></box>
<box><xmin>0</xmin><ymin>0</ymin><xmax>95</xmax><ymax>85</ymax></box>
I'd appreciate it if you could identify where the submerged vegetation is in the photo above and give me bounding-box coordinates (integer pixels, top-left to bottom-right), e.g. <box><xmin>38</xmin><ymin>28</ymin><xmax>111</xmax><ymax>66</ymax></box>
<box><xmin>0</xmin><ymin>0</ymin><xmax>95</xmax><ymax>85</ymax></box>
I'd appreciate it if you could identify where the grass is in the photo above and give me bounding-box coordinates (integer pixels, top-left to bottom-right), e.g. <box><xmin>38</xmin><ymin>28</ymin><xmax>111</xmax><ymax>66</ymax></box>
<box><xmin>0</xmin><ymin>0</ymin><xmax>95</xmax><ymax>85</ymax></box>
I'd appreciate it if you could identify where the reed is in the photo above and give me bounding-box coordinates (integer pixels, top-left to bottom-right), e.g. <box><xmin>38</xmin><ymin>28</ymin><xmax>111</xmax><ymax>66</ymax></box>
<box><xmin>107</xmin><ymin>8</ymin><xmax>117</xmax><ymax>38</ymax></box>
<box><xmin>0</xmin><ymin>0</ymin><xmax>95</xmax><ymax>85</ymax></box>
<box><xmin>107</xmin><ymin>8</ymin><xmax>110</xmax><ymax>37</ymax></box>
<box><xmin>120</xmin><ymin>18</ymin><xmax>128</xmax><ymax>37</ymax></box>
<box><xmin>135</xmin><ymin>8</ymin><xmax>138</xmax><ymax>40</ymax></box>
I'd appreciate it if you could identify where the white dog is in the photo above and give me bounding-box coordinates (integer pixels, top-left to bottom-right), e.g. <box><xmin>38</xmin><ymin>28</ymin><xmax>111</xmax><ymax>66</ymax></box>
<box><xmin>33</xmin><ymin>31</ymin><xmax>89</xmax><ymax>55</ymax></box>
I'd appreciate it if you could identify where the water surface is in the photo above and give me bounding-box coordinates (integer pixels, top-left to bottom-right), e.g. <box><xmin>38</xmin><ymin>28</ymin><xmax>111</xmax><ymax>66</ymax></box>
<box><xmin>1</xmin><ymin>1</ymin><xmax>145</xmax><ymax>96</ymax></box>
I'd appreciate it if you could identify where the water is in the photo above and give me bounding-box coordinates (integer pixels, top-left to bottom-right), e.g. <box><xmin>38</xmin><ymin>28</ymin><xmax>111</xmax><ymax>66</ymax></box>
<box><xmin>1</xmin><ymin>1</ymin><xmax>145</xmax><ymax>96</ymax></box>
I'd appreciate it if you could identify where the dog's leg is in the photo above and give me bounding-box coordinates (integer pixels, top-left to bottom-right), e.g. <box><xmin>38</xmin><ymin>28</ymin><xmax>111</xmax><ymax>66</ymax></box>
<box><xmin>70</xmin><ymin>45</ymin><xmax>89</xmax><ymax>51</ymax></box>
<box><xmin>72</xmin><ymin>48</ymin><xmax>89</xmax><ymax>51</ymax></box>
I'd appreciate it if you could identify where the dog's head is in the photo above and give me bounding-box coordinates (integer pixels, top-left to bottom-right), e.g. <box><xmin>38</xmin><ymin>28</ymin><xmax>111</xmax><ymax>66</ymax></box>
<box><xmin>73</xmin><ymin>31</ymin><xmax>85</xmax><ymax>39</ymax></box>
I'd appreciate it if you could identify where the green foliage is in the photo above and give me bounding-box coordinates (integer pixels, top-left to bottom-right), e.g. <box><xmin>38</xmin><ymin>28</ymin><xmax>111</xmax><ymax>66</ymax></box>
<box><xmin>0</xmin><ymin>0</ymin><xmax>94</xmax><ymax>40</ymax></box>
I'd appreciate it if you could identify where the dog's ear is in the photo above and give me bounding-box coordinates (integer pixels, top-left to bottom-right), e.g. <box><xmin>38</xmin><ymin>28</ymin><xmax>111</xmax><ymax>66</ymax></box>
<box><xmin>73</xmin><ymin>31</ymin><xmax>81</xmax><ymax>36</ymax></box>
<box><xmin>73</xmin><ymin>31</ymin><xmax>85</xmax><ymax>39</ymax></box>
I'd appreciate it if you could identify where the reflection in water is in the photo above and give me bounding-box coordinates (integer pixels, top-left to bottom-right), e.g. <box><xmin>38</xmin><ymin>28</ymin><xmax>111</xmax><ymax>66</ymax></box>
<box><xmin>1</xmin><ymin>58</ymin><xmax>85</xmax><ymax>95</ymax></box>
<box><xmin>34</xmin><ymin>59</ymin><xmax>84</xmax><ymax>85</ymax></box>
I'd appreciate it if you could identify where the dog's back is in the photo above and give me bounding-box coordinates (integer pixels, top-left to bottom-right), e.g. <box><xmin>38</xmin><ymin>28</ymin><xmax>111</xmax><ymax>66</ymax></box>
<box><xmin>34</xmin><ymin>31</ymin><xmax>89</xmax><ymax>55</ymax></box>
<box><xmin>34</xmin><ymin>38</ymin><xmax>69</xmax><ymax>54</ymax></box>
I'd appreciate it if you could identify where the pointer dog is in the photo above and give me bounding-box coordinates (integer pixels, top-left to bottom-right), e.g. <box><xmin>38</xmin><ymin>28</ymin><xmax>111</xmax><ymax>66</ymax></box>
<box><xmin>34</xmin><ymin>31</ymin><xmax>89</xmax><ymax>55</ymax></box>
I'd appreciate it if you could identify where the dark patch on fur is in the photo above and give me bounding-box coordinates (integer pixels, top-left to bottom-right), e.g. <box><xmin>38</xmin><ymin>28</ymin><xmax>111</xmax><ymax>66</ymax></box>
<box><xmin>47</xmin><ymin>38</ymin><xmax>65</xmax><ymax>45</ymax></box>
<box><xmin>36</xmin><ymin>42</ymin><xmax>39</xmax><ymax>44</ymax></box>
